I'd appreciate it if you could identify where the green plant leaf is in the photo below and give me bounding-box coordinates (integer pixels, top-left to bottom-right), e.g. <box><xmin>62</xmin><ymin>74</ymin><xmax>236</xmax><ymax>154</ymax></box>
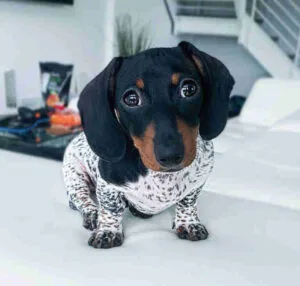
<box><xmin>115</xmin><ymin>14</ymin><xmax>152</xmax><ymax>57</ymax></box>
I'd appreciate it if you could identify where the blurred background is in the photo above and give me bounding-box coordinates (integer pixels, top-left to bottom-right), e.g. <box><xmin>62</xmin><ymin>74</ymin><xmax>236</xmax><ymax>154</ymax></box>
<box><xmin>1</xmin><ymin>0</ymin><xmax>299</xmax><ymax>111</ymax></box>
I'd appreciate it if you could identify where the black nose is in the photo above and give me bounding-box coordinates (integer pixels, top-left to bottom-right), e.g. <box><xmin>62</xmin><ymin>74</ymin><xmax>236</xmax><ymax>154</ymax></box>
<box><xmin>153</xmin><ymin>120</ymin><xmax>185</xmax><ymax>169</ymax></box>
<box><xmin>158</xmin><ymin>153</ymin><xmax>184</xmax><ymax>168</ymax></box>
<box><xmin>156</xmin><ymin>145</ymin><xmax>184</xmax><ymax>168</ymax></box>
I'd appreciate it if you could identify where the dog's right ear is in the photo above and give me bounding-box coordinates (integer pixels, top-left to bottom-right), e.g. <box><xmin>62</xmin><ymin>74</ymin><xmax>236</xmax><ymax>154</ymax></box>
<box><xmin>178</xmin><ymin>41</ymin><xmax>235</xmax><ymax>140</ymax></box>
<box><xmin>78</xmin><ymin>57</ymin><xmax>126</xmax><ymax>163</ymax></box>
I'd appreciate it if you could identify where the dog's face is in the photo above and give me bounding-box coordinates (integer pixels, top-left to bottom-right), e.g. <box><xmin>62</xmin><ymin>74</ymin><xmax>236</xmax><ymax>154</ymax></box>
<box><xmin>78</xmin><ymin>41</ymin><xmax>235</xmax><ymax>172</ymax></box>
<box><xmin>114</xmin><ymin>49</ymin><xmax>202</xmax><ymax>171</ymax></box>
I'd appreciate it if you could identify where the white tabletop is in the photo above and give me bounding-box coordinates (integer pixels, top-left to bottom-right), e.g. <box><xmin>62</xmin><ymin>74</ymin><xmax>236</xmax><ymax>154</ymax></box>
<box><xmin>208</xmin><ymin>110</ymin><xmax>300</xmax><ymax>210</ymax></box>
<box><xmin>0</xmin><ymin>149</ymin><xmax>300</xmax><ymax>285</ymax></box>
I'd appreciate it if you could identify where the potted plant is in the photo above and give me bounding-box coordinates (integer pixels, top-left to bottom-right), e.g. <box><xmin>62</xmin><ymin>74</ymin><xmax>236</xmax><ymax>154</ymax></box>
<box><xmin>115</xmin><ymin>14</ymin><xmax>152</xmax><ymax>57</ymax></box>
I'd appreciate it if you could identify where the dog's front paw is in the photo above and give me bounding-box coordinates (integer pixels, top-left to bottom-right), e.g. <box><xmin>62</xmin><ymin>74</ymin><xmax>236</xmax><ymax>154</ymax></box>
<box><xmin>175</xmin><ymin>223</ymin><xmax>208</xmax><ymax>241</ymax></box>
<box><xmin>88</xmin><ymin>230</ymin><xmax>124</xmax><ymax>249</ymax></box>
<box><xmin>82</xmin><ymin>209</ymin><xmax>98</xmax><ymax>231</ymax></box>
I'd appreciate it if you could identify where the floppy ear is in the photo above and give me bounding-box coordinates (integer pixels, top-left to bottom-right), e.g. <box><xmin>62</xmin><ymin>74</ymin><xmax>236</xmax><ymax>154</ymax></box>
<box><xmin>178</xmin><ymin>41</ymin><xmax>235</xmax><ymax>140</ymax></box>
<box><xmin>78</xmin><ymin>57</ymin><xmax>126</xmax><ymax>162</ymax></box>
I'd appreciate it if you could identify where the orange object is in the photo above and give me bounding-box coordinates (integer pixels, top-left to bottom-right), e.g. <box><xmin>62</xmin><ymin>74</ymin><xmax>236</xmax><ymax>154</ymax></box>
<box><xmin>35</xmin><ymin>112</ymin><xmax>41</xmax><ymax>119</ymax></box>
<box><xmin>46</xmin><ymin>93</ymin><xmax>60</xmax><ymax>107</ymax></box>
<box><xmin>50</xmin><ymin>112</ymin><xmax>81</xmax><ymax>127</ymax></box>
<box><xmin>46</xmin><ymin>125</ymin><xmax>74</xmax><ymax>136</ymax></box>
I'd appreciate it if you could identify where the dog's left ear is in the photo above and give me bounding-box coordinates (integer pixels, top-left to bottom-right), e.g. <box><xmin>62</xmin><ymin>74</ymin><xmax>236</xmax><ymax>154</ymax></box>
<box><xmin>178</xmin><ymin>41</ymin><xmax>235</xmax><ymax>140</ymax></box>
<box><xmin>78</xmin><ymin>57</ymin><xmax>126</xmax><ymax>162</ymax></box>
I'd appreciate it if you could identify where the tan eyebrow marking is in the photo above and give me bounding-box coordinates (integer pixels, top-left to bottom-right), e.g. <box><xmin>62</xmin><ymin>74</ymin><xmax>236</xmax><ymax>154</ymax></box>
<box><xmin>131</xmin><ymin>123</ymin><xmax>162</xmax><ymax>171</ymax></box>
<box><xmin>191</xmin><ymin>55</ymin><xmax>204</xmax><ymax>75</ymax></box>
<box><xmin>136</xmin><ymin>78</ymin><xmax>144</xmax><ymax>89</ymax></box>
<box><xmin>171</xmin><ymin>73</ymin><xmax>180</xmax><ymax>85</ymax></box>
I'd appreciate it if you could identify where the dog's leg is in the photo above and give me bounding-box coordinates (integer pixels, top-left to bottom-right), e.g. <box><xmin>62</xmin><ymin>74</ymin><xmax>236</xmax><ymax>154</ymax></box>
<box><xmin>62</xmin><ymin>156</ymin><xmax>98</xmax><ymax>231</ymax></box>
<box><xmin>88</xmin><ymin>185</ymin><xmax>126</xmax><ymax>249</ymax></box>
<box><xmin>173</xmin><ymin>187</ymin><xmax>208</xmax><ymax>241</ymax></box>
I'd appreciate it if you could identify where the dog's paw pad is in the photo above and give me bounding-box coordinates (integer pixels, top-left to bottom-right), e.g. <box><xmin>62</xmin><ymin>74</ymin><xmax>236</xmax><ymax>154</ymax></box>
<box><xmin>82</xmin><ymin>210</ymin><xmax>98</xmax><ymax>231</ymax></box>
<box><xmin>88</xmin><ymin>230</ymin><xmax>124</xmax><ymax>249</ymax></box>
<box><xmin>176</xmin><ymin>223</ymin><xmax>208</xmax><ymax>241</ymax></box>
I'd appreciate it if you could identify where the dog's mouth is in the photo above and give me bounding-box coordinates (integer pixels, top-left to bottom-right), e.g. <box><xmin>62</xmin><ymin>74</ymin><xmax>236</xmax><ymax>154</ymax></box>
<box><xmin>136</xmin><ymin>150</ymin><xmax>184</xmax><ymax>172</ymax></box>
<box><xmin>131</xmin><ymin>121</ymin><xmax>199</xmax><ymax>172</ymax></box>
<box><xmin>160</xmin><ymin>166</ymin><xmax>183</xmax><ymax>173</ymax></box>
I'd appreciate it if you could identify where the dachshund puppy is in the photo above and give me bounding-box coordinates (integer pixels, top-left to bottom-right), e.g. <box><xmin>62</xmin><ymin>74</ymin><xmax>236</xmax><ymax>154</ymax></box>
<box><xmin>62</xmin><ymin>41</ymin><xmax>235</xmax><ymax>249</ymax></box>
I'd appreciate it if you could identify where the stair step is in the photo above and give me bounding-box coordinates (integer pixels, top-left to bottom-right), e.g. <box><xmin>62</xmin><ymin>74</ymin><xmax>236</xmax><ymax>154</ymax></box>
<box><xmin>177</xmin><ymin>0</ymin><xmax>235</xmax><ymax>8</ymax></box>
<box><xmin>176</xmin><ymin>12</ymin><xmax>237</xmax><ymax>18</ymax></box>
<box><xmin>199</xmin><ymin>0</ymin><xmax>234</xmax><ymax>8</ymax></box>
<box><xmin>176</xmin><ymin>0</ymin><xmax>236</xmax><ymax>18</ymax></box>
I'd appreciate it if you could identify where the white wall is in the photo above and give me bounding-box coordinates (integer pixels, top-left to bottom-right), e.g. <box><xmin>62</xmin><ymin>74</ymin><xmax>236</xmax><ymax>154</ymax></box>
<box><xmin>0</xmin><ymin>0</ymin><xmax>108</xmax><ymax>105</ymax></box>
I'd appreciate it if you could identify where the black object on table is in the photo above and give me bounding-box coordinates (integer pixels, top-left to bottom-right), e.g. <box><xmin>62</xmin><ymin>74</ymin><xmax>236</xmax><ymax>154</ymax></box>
<box><xmin>228</xmin><ymin>95</ymin><xmax>246</xmax><ymax>118</ymax></box>
<box><xmin>0</xmin><ymin>115</ymin><xmax>80</xmax><ymax>161</ymax></box>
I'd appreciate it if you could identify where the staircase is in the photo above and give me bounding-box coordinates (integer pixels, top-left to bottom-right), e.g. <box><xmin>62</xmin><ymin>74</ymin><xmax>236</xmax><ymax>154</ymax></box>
<box><xmin>169</xmin><ymin>0</ymin><xmax>240</xmax><ymax>36</ymax></box>
<box><xmin>239</xmin><ymin>0</ymin><xmax>300</xmax><ymax>78</ymax></box>
<box><xmin>164</xmin><ymin>0</ymin><xmax>300</xmax><ymax>79</ymax></box>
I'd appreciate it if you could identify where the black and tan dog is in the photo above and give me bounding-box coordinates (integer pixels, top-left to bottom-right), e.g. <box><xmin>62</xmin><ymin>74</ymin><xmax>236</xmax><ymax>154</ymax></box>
<box><xmin>62</xmin><ymin>41</ymin><xmax>235</xmax><ymax>249</ymax></box>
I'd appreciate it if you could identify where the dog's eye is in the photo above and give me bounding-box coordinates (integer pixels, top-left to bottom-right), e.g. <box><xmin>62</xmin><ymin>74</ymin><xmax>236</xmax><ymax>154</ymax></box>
<box><xmin>180</xmin><ymin>80</ymin><xmax>198</xmax><ymax>98</ymax></box>
<box><xmin>123</xmin><ymin>90</ymin><xmax>141</xmax><ymax>107</ymax></box>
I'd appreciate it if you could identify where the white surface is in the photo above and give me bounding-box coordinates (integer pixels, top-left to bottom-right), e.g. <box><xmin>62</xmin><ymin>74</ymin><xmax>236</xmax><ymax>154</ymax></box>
<box><xmin>213</xmin><ymin>117</ymin><xmax>267</xmax><ymax>154</ymax></box>
<box><xmin>175</xmin><ymin>16</ymin><xmax>240</xmax><ymax>37</ymax></box>
<box><xmin>239</xmin><ymin>79</ymin><xmax>300</xmax><ymax>126</ymax></box>
<box><xmin>0</xmin><ymin>146</ymin><xmax>300</xmax><ymax>285</ymax></box>
<box><xmin>0</xmin><ymin>0</ymin><xmax>108</xmax><ymax>101</ymax></box>
<box><xmin>104</xmin><ymin>0</ymin><xmax>116</xmax><ymax>67</ymax></box>
<box><xmin>238</xmin><ymin>15</ymin><xmax>300</xmax><ymax>79</ymax></box>
<box><xmin>207</xmin><ymin>110</ymin><xmax>300</xmax><ymax>210</ymax></box>
<box><xmin>68</xmin><ymin>96</ymin><xmax>79</xmax><ymax>112</ymax></box>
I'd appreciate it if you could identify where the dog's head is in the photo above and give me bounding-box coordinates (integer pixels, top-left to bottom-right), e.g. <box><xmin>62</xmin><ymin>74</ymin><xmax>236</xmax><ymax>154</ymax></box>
<box><xmin>78</xmin><ymin>41</ymin><xmax>235</xmax><ymax>172</ymax></box>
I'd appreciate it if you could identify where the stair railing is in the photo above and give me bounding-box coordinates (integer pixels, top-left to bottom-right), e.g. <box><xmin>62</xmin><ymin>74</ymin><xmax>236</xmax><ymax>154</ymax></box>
<box><xmin>250</xmin><ymin>0</ymin><xmax>300</xmax><ymax>76</ymax></box>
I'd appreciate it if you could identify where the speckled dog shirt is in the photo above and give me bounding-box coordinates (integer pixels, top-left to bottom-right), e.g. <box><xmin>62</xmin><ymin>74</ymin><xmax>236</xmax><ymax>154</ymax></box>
<box><xmin>63</xmin><ymin>132</ymin><xmax>214</xmax><ymax>242</ymax></box>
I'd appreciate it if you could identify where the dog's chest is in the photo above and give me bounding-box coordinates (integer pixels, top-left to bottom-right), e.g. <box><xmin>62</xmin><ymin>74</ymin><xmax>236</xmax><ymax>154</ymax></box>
<box><xmin>118</xmin><ymin>139</ymin><xmax>214</xmax><ymax>214</ymax></box>
<box><xmin>72</xmin><ymin>133</ymin><xmax>214</xmax><ymax>215</ymax></box>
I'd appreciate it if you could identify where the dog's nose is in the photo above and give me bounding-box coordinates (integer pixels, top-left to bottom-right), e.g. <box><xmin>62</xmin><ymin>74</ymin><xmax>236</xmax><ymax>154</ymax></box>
<box><xmin>157</xmin><ymin>149</ymin><xmax>184</xmax><ymax>168</ymax></box>
<box><xmin>153</xmin><ymin>124</ymin><xmax>185</xmax><ymax>169</ymax></box>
